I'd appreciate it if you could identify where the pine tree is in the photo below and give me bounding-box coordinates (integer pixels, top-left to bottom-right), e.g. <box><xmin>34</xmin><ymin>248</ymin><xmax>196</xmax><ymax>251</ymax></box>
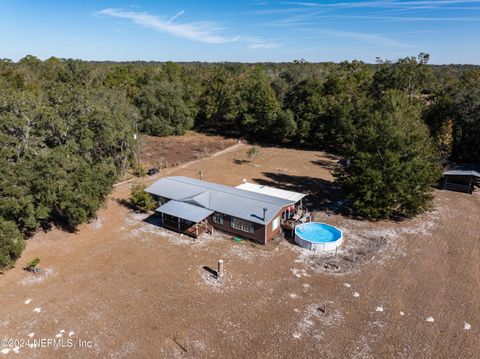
<box><xmin>336</xmin><ymin>90</ymin><xmax>442</xmax><ymax>219</ymax></box>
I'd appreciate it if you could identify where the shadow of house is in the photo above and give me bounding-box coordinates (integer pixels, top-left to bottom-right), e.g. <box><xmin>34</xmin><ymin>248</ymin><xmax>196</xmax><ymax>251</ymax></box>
<box><xmin>253</xmin><ymin>172</ymin><xmax>342</xmax><ymax>213</ymax></box>
<box><xmin>143</xmin><ymin>213</ymin><xmax>163</xmax><ymax>226</ymax></box>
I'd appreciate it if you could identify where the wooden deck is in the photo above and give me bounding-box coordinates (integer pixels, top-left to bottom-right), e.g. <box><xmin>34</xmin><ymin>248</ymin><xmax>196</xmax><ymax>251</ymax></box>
<box><xmin>281</xmin><ymin>213</ymin><xmax>312</xmax><ymax>231</ymax></box>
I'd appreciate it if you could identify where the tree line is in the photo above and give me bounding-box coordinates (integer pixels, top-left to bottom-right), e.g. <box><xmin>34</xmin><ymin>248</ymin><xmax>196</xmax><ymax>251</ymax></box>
<box><xmin>1</xmin><ymin>54</ymin><xmax>479</xmax><ymax>268</ymax></box>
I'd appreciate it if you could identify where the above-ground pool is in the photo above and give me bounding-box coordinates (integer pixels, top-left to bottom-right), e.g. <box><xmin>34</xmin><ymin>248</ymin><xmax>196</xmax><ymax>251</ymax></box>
<box><xmin>295</xmin><ymin>222</ymin><xmax>343</xmax><ymax>253</ymax></box>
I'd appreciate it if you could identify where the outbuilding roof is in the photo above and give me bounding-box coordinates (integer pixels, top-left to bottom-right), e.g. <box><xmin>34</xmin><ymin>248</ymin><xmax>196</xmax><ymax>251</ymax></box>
<box><xmin>156</xmin><ymin>200</ymin><xmax>214</xmax><ymax>223</ymax></box>
<box><xmin>443</xmin><ymin>163</ymin><xmax>480</xmax><ymax>178</ymax></box>
<box><xmin>235</xmin><ymin>181</ymin><xmax>306</xmax><ymax>202</ymax></box>
<box><xmin>145</xmin><ymin>176</ymin><xmax>296</xmax><ymax>225</ymax></box>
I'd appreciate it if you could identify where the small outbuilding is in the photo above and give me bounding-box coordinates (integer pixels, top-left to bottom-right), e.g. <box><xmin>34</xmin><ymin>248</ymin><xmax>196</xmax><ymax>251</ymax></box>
<box><xmin>442</xmin><ymin>164</ymin><xmax>480</xmax><ymax>194</ymax></box>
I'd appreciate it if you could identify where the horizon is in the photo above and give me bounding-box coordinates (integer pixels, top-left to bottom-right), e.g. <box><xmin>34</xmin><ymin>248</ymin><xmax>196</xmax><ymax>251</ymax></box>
<box><xmin>6</xmin><ymin>56</ymin><xmax>480</xmax><ymax>66</ymax></box>
<box><xmin>2</xmin><ymin>1</ymin><xmax>480</xmax><ymax>65</ymax></box>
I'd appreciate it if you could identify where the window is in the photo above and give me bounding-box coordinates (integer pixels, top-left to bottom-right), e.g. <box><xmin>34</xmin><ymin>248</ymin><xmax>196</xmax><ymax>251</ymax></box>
<box><xmin>230</xmin><ymin>217</ymin><xmax>254</xmax><ymax>233</ymax></box>
<box><xmin>213</xmin><ymin>212</ymin><xmax>224</xmax><ymax>225</ymax></box>
<box><xmin>272</xmin><ymin>216</ymin><xmax>280</xmax><ymax>231</ymax></box>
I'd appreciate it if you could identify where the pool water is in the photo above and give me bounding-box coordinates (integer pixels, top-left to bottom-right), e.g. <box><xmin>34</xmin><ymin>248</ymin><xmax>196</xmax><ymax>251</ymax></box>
<box><xmin>295</xmin><ymin>222</ymin><xmax>342</xmax><ymax>243</ymax></box>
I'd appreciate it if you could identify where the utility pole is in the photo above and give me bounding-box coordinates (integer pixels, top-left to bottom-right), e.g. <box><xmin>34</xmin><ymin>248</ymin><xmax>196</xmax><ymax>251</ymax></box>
<box><xmin>134</xmin><ymin>117</ymin><xmax>140</xmax><ymax>171</ymax></box>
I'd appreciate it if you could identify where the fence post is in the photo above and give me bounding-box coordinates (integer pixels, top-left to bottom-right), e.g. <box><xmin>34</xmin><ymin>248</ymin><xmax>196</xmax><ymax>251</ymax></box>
<box><xmin>217</xmin><ymin>259</ymin><xmax>224</xmax><ymax>279</ymax></box>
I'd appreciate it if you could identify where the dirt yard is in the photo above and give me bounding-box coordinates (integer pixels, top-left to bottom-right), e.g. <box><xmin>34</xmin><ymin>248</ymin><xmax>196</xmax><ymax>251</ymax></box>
<box><xmin>0</xmin><ymin>138</ymin><xmax>479</xmax><ymax>358</ymax></box>
<box><xmin>139</xmin><ymin>132</ymin><xmax>238</xmax><ymax>169</ymax></box>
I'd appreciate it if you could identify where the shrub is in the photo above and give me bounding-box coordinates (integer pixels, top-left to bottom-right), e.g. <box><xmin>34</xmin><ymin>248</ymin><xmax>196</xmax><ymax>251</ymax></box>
<box><xmin>0</xmin><ymin>219</ymin><xmax>25</xmax><ymax>270</ymax></box>
<box><xmin>246</xmin><ymin>145</ymin><xmax>260</xmax><ymax>160</ymax></box>
<box><xmin>25</xmin><ymin>257</ymin><xmax>40</xmax><ymax>271</ymax></box>
<box><xmin>133</xmin><ymin>166</ymin><xmax>146</xmax><ymax>177</ymax></box>
<box><xmin>130</xmin><ymin>184</ymin><xmax>156</xmax><ymax>212</ymax></box>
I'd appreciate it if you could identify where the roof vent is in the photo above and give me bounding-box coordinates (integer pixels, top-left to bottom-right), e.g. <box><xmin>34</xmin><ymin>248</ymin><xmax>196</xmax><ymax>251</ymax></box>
<box><xmin>263</xmin><ymin>207</ymin><xmax>267</xmax><ymax>221</ymax></box>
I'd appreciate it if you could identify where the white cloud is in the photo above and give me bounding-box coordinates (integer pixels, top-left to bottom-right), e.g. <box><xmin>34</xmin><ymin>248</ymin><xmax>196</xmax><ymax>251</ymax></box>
<box><xmin>98</xmin><ymin>8</ymin><xmax>238</xmax><ymax>44</ymax></box>
<box><xmin>248</xmin><ymin>42</ymin><xmax>282</xmax><ymax>49</ymax></box>
<box><xmin>285</xmin><ymin>0</ymin><xmax>480</xmax><ymax>9</ymax></box>
<box><xmin>168</xmin><ymin>10</ymin><xmax>185</xmax><ymax>23</ymax></box>
<box><xmin>98</xmin><ymin>8</ymin><xmax>280</xmax><ymax>50</ymax></box>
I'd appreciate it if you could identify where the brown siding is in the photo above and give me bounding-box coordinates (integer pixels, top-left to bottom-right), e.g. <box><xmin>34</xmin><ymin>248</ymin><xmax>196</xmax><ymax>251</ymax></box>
<box><xmin>265</xmin><ymin>204</ymin><xmax>293</xmax><ymax>242</ymax></box>
<box><xmin>207</xmin><ymin>214</ymin><xmax>266</xmax><ymax>245</ymax></box>
<box><xmin>265</xmin><ymin>215</ymin><xmax>281</xmax><ymax>241</ymax></box>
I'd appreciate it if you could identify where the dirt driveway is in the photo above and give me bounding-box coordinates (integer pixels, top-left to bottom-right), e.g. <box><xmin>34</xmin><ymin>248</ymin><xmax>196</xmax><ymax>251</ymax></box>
<box><xmin>0</xmin><ymin>141</ymin><xmax>479</xmax><ymax>358</ymax></box>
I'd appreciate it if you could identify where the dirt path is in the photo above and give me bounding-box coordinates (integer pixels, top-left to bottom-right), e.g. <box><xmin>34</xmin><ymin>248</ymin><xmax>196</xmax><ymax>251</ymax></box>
<box><xmin>0</xmin><ymin>142</ymin><xmax>478</xmax><ymax>358</ymax></box>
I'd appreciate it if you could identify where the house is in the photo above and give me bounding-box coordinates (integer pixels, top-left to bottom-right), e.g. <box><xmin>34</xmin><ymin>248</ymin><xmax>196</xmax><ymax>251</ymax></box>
<box><xmin>442</xmin><ymin>164</ymin><xmax>480</xmax><ymax>194</ymax></box>
<box><xmin>144</xmin><ymin>176</ymin><xmax>309</xmax><ymax>244</ymax></box>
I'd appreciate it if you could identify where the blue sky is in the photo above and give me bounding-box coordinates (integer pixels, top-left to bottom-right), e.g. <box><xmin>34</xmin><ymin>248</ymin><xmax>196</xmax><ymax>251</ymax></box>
<box><xmin>1</xmin><ymin>0</ymin><xmax>480</xmax><ymax>64</ymax></box>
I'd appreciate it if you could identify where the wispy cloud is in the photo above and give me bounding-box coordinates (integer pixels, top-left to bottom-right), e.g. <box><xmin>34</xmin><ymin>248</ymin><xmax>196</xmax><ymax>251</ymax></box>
<box><xmin>284</xmin><ymin>0</ymin><xmax>480</xmax><ymax>9</ymax></box>
<box><xmin>248</xmin><ymin>42</ymin><xmax>282</xmax><ymax>49</ymax></box>
<box><xmin>259</xmin><ymin>0</ymin><xmax>480</xmax><ymax>26</ymax></box>
<box><xmin>316</xmin><ymin>29</ymin><xmax>415</xmax><ymax>48</ymax></box>
<box><xmin>98</xmin><ymin>8</ymin><xmax>280</xmax><ymax>50</ymax></box>
<box><xmin>98</xmin><ymin>8</ymin><xmax>236</xmax><ymax>44</ymax></box>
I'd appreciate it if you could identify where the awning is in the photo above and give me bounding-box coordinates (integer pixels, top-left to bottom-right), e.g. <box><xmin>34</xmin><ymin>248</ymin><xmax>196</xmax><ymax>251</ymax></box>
<box><xmin>155</xmin><ymin>200</ymin><xmax>213</xmax><ymax>223</ymax></box>
<box><xmin>236</xmin><ymin>182</ymin><xmax>306</xmax><ymax>203</ymax></box>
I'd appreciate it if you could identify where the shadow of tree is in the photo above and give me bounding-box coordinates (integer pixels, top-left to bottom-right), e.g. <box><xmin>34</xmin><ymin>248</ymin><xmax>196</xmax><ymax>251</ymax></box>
<box><xmin>233</xmin><ymin>159</ymin><xmax>250</xmax><ymax>165</ymax></box>
<box><xmin>310</xmin><ymin>159</ymin><xmax>339</xmax><ymax>171</ymax></box>
<box><xmin>115</xmin><ymin>198</ymin><xmax>138</xmax><ymax>211</ymax></box>
<box><xmin>253</xmin><ymin>172</ymin><xmax>343</xmax><ymax>212</ymax></box>
<box><xmin>115</xmin><ymin>199</ymin><xmax>160</xmax><ymax>224</ymax></box>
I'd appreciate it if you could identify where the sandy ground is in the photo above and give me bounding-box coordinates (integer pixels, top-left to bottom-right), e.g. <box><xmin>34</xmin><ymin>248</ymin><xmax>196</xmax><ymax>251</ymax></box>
<box><xmin>0</xmin><ymin>140</ymin><xmax>479</xmax><ymax>358</ymax></box>
<box><xmin>139</xmin><ymin>132</ymin><xmax>238</xmax><ymax>169</ymax></box>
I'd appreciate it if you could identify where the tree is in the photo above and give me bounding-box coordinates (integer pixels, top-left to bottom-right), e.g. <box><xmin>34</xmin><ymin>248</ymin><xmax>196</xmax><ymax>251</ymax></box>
<box><xmin>451</xmin><ymin>70</ymin><xmax>480</xmax><ymax>162</ymax></box>
<box><xmin>0</xmin><ymin>219</ymin><xmax>25</xmax><ymax>270</ymax></box>
<box><xmin>237</xmin><ymin>67</ymin><xmax>282</xmax><ymax>139</ymax></box>
<box><xmin>372</xmin><ymin>53</ymin><xmax>433</xmax><ymax>98</ymax></box>
<box><xmin>336</xmin><ymin>90</ymin><xmax>441</xmax><ymax>219</ymax></box>
<box><xmin>196</xmin><ymin>68</ymin><xmax>240</xmax><ymax>132</ymax></box>
<box><xmin>135</xmin><ymin>81</ymin><xmax>193</xmax><ymax>136</ymax></box>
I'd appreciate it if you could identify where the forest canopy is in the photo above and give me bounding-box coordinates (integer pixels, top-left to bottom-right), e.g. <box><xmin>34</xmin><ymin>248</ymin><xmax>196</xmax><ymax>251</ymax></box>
<box><xmin>1</xmin><ymin>54</ymin><xmax>479</xmax><ymax>268</ymax></box>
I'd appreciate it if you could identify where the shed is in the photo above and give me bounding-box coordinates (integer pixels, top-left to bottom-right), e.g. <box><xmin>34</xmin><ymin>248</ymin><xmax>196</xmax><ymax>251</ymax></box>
<box><xmin>442</xmin><ymin>164</ymin><xmax>480</xmax><ymax>194</ymax></box>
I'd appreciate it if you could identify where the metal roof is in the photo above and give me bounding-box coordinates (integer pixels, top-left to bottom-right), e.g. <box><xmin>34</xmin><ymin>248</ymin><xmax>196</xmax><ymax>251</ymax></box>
<box><xmin>155</xmin><ymin>200</ymin><xmax>213</xmax><ymax>223</ymax></box>
<box><xmin>443</xmin><ymin>163</ymin><xmax>480</xmax><ymax>178</ymax></box>
<box><xmin>145</xmin><ymin>176</ymin><xmax>295</xmax><ymax>225</ymax></box>
<box><xmin>443</xmin><ymin>170</ymin><xmax>480</xmax><ymax>178</ymax></box>
<box><xmin>235</xmin><ymin>181</ymin><xmax>306</xmax><ymax>202</ymax></box>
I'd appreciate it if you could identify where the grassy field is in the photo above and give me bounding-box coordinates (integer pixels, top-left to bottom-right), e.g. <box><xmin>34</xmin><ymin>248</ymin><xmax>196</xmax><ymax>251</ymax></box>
<box><xmin>0</xmin><ymin>135</ymin><xmax>478</xmax><ymax>358</ymax></box>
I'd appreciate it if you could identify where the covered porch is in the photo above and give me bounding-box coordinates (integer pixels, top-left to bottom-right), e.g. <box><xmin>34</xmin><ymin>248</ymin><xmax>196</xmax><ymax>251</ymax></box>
<box><xmin>155</xmin><ymin>200</ymin><xmax>214</xmax><ymax>238</ymax></box>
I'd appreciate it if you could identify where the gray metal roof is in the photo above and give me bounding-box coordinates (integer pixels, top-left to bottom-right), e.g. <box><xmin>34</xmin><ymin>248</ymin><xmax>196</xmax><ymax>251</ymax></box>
<box><xmin>155</xmin><ymin>200</ymin><xmax>214</xmax><ymax>223</ymax></box>
<box><xmin>443</xmin><ymin>170</ymin><xmax>480</xmax><ymax>177</ymax></box>
<box><xmin>145</xmin><ymin>176</ymin><xmax>295</xmax><ymax>225</ymax></box>
<box><xmin>443</xmin><ymin>163</ymin><xmax>480</xmax><ymax>178</ymax></box>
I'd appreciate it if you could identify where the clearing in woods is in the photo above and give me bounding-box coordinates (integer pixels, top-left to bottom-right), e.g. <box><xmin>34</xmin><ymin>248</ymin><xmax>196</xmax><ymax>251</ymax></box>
<box><xmin>0</xmin><ymin>133</ymin><xmax>478</xmax><ymax>358</ymax></box>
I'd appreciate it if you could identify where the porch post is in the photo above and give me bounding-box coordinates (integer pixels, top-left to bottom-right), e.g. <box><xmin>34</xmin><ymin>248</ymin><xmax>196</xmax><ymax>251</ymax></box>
<box><xmin>196</xmin><ymin>223</ymin><xmax>199</xmax><ymax>237</ymax></box>
<box><xmin>177</xmin><ymin>217</ymin><xmax>180</xmax><ymax>230</ymax></box>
